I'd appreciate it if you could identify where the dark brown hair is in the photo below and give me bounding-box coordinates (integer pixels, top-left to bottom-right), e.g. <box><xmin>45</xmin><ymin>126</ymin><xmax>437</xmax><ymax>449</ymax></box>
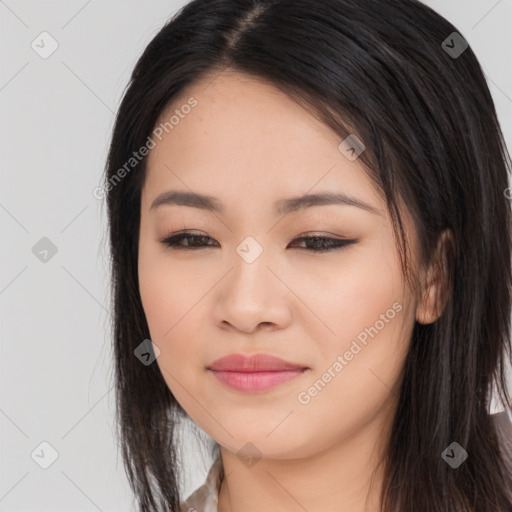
<box><xmin>103</xmin><ymin>0</ymin><xmax>512</xmax><ymax>510</ymax></box>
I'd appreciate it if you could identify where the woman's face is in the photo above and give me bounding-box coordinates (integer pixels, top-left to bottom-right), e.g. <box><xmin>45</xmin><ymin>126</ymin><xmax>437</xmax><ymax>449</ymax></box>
<box><xmin>138</xmin><ymin>70</ymin><xmax>424</xmax><ymax>460</ymax></box>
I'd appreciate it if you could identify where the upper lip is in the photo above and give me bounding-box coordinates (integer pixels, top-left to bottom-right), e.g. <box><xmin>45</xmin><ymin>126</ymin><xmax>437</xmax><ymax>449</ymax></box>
<box><xmin>208</xmin><ymin>353</ymin><xmax>308</xmax><ymax>372</ymax></box>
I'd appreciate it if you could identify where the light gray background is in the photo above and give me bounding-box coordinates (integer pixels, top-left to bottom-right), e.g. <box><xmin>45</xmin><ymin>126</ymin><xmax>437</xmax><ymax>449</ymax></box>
<box><xmin>1</xmin><ymin>1</ymin><xmax>511</xmax><ymax>511</ymax></box>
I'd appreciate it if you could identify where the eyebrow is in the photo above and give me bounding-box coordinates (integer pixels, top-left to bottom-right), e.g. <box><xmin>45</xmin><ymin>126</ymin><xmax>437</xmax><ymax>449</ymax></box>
<box><xmin>149</xmin><ymin>190</ymin><xmax>383</xmax><ymax>217</ymax></box>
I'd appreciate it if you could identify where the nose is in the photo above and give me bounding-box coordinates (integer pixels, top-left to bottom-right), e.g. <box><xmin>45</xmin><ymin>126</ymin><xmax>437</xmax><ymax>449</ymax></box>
<box><xmin>212</xmin><ymin>253</ymin><xmax>293</xmax><ymax>335</ymax></box>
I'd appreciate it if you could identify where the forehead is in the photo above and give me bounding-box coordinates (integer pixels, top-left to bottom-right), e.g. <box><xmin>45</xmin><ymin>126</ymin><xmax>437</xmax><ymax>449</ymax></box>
<box><xmin>142</xmin><ymin>71</ymin><xmax>381</xmax><ymax>215</ymax></box>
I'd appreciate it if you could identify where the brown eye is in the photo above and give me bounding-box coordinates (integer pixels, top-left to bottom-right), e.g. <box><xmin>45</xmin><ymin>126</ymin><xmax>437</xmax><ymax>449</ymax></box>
<box><xmin>288</xmin><ymin>236</ymin><xmax>357</xmax><ymax>252</ymax></box>
<box><xmin>161</xmin><ymin>232</ymin><xmax>218</xmax><ymax>250</ymax></box>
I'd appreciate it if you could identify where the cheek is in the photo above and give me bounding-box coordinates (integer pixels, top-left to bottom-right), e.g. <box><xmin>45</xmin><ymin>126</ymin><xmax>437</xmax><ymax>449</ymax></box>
<box><xmin>138</xmin><ymin>259</ymin><xmax>178</xmax><ymax>339</ymax></box>
<box><xmin>137</xmin><ymin>244</ymin><xmax>215</xmax><ymax>394</ymax></box>
<box><xmin>138</xmin><ymin>238</ymin><xmax>205</xmax><ymax>338</ymax></box>
<box><xmin>297</xmin><ymin>238</ymin><xmax>411</xmax><ymax>425</ymax></box>
<box><xmin>288</xmin><ymin>293</ymin><xmax>411</xmax><ymax>458</ymax></box>
<box><xmin>138</xmin><ymin>256</ymin><xmax>205</xmax><ymax>411</ymax></box>
<box><xmin>307</xmin><ymin>234</ymin><xmax>406</xmax><ymax>357</ymax></box>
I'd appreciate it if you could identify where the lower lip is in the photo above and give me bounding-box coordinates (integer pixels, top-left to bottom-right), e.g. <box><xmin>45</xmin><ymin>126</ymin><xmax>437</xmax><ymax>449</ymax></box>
<box><xmin>208</xmin><ymin>369</ymin><xmax>307</xmax><ymax>392</ymax></box>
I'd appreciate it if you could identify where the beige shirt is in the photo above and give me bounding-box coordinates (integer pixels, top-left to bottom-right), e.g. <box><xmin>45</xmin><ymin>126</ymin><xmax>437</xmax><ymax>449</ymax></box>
<box><xmin>180</xmin><ymin>455</ymin><xmax>224</xmax><ymax>512</ymax></box>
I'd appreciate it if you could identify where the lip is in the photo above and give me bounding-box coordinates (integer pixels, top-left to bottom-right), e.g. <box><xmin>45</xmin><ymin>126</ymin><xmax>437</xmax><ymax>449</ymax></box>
<box><xmin>207</xmin><ymin>353</ymin><xmax>309</xmax><ymax>392</ymax></box>
<box><xmin>208</xmin><ymin>353</ymin><xmax>307</xmax><ymax>372</ymax></box>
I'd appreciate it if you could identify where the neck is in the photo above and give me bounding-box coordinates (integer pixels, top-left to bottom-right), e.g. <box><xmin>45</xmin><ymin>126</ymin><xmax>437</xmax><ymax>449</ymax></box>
<box><xmin>216</xmin><ymin>407</ymin><xmax>394</xmax><ymax>512</ymax></box>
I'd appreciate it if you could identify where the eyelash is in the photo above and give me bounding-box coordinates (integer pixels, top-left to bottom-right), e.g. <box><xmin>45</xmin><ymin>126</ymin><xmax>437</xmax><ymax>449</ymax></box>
<box><xmin>160</xmin><ymin>231</ymin><xmax>357</xmax><ymax>253</ymax></box>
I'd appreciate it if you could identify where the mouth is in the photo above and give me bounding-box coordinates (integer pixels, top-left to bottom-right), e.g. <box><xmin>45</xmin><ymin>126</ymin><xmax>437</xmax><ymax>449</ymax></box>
<box><xmin>207</xmin><ymin>353</ymin><xmax>309</xmax><ymax>392</ymax></box>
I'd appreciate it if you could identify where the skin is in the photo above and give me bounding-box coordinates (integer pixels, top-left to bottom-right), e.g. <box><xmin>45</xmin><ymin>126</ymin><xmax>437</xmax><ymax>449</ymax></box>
<box><xmin>138</xmin><ymin>69</ymin><xmax>447</xmax><ymax>512</ymax></box>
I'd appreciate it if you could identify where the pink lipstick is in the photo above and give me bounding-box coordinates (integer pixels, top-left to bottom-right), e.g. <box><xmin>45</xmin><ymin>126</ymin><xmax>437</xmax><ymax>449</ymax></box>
<box><xmin>207</xmin><ymin>353</ymin><xmax>308</xmax><ymax>392</ymax></box>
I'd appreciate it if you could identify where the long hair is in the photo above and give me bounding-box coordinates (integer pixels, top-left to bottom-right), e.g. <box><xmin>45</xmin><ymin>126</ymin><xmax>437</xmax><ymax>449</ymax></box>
<box><xmin>103</xmin><ymin>0</ymin><xmax>512</xmax><ymax>510</ymax></box>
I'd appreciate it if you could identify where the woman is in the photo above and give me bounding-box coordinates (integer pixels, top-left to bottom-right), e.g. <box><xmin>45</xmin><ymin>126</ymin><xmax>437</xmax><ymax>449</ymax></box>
<box><xmin>103</xmin><ymin>0</ymin><xmax>512</xmax><ymax>510</ymax></box>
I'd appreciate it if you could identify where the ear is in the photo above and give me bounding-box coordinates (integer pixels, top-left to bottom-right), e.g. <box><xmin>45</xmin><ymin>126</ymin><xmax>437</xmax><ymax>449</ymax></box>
<box><xmin>415</xmin><ymin>229</ymin><xmax>454</xmax><ymax>325</ymax></box>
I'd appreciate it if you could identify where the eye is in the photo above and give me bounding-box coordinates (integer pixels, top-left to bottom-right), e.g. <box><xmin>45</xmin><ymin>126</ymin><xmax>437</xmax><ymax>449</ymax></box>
<box><xmin>160</xmin><ymin>231</ymin><xmax>357</xmax><ymax>253</ymax></box>
<box><xmin>289</xmin><ymin>234</ymin><xmax>358</xmax><ymax>252</ymax></box>
<box><xmin>160</xmin><ymin>231</ymin><xmax>219</xmax><ymax>250</ymax></box>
